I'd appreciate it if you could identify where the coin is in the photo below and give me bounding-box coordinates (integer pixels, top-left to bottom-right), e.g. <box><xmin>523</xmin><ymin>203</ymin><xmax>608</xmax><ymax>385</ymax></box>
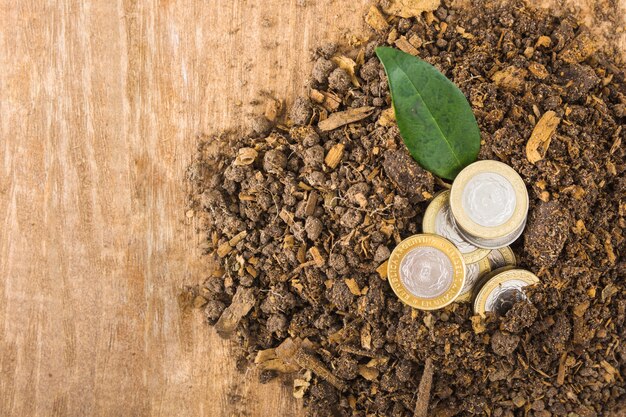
<box><xmin>456</xmin><ymin>218</ymin><xmax>527</xmax><ymax>250</ymax></box>
<box><xmin>455</xmin><ymin>255</ymin><xmax>491</xmax><ymax>302</ymax></box>
<box><xmin>450</xmin><ymin>160</ymin><xmax>529</xmax><ymax>248</ymax></box>
<box><xmin>486</xmin><ymin>246</ymin><xmax>517</xmax><ymax>270</ymax></box>
<box><xmin>473</xmin><ymin>269</ymin><xmax>539</xmax><ymax>317</ymax></box>
<box><xmin>387</xmin><ymin>234</ymin><xmax>466</xmax><ymax>310</ymax></box>
<box><xmin>422</xmin><ymin>190</ymin><xmax>490</xmax><ymax>263</ymax></box>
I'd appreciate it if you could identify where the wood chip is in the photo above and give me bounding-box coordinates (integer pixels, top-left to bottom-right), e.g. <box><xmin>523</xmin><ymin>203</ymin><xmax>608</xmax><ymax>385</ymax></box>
<box><xmin>605</xmin><ymin>235</ymin><xmax>617</xmax><ymax>265</ymax></box>
<box><xmin>491</xmin><ymin>66</ymin><xmax>527</xmax><ymax>92</ymax></box>
<box><xmin>217</xmin><ymin>241</ymin><xmax>232</xmax><ymax>258</ymax></box>
<box><xmin>602</xmin><ymin>283</ymin><xmax>618</xmax><ymax>302</ymax></box>
<box><xmin>610</xmin><ymin>127</ymin><xmax>622</xmax><ymax>154</ymax></box>
<box><xmin>559</xmin><ymin>185</ymin><xmax>583</xmax><ymax>200</ymax></box>
<box><xmin>228</xmin><ymin>230</ymin><xmax>248</xmax><ymax>246</ymax></box>
<box><xmin>320</xmin><ymin>90</ymin><xmax>342</xmax><ymax>112</ymax></box>
<box><xmin>276</xmin><ymin>338</ymin><xmax>347</xmax><ymax>391</ymax></box>
<box><xmin>535</xmin><ymin>35</ymin><xmax>552</xmax><ymax>48</ymax></box>
<box><xmin>215</xmin><ymin>286</ymin><xmax>256</xmax><ymax>338</ymax></box>
<box><xmin>255</xmin><ymin>348</ymin><xmax>278</xmax><ymax>364</ymax></box>
<box><xmin>355</xmin><ymin>48</ymin><xmax>365</xmax><ymax>67</ymax></box>
<box><xmin>309</xmin><ymin>88</ymin><xmax>325</xmax><ymax>103</ymax></box>
<box><xmin>408</xmin><ymin>34</ymin><xmax>423</xmax><ymax>49</ymax></box>
<box><xmin>600</xmin><ymin>360</ymin><xmax>619</xmax><ymax>383</ymax></box>
<box><xmin>309</xmin><ymin>246</ymin><xmax>325</xmax><ymax>267</ymax></box>
<box><xmin>382</xmin><ymin>0</ymin><xmax>440</xmax><ymax>18</ymax></box>
<box><xmin>376</xmin><ymin>260</ymin><xmax>389</xmax><ymax>279</ymax></box>
<box><xmin>414</xmin><ymin>358</ymin><xmax>434</xmax><ymax>417</ymax></box>
<box><xmin>395</xmin><ymin>36</ymin><xmax>419</xmax><ymax>56</ymax></box>
<box><xmin>354</xmin><ymin>193</ymin><xmax>368</xmax><ymax>208</ymax></box>
<box><xmin>233</xmin><ymin>148</ymin><xmax>258</xmax><ymax>166</ymax></box>
<box><xmin>556</xmin><ymin>352</ymin><xmax>567</xmax><ymax>386</ymax></box>
<box><xmin>344</xmin><ymin>278</ymin><xmax>362</xmax><ymax>296</ymax></box>
<box><xmin>304</xmin><ymin>191</ymin><xmax>319</xmax><ymax>216</ymax></box>
<box><xmin>360</xmin><ymin>324</ymin><xmax>372</xmax><ymax>350</ymax></box>
<box><xmin>528</xmin><ymin>62</ymin><xmax>549</xmax><ymax>79</ymax></box>
<box><xmin>365</xmin><ymin>5</ymin><xmax>389</xmax><ymax>33</ymax></box>
<box><xmin>523</xmin><ymin>46</ymin><xmax>534</xmax><ymax>58</ymax></box>
<box><xmin>378</xmin><ymin>107</ymin><xmax>396</xmax><ymax>127</ymax></box>
<box><xmin>380</xmin><ymin>222</ymin><xmax>394</xmax><ymax>238</ymax></box>
<box><xmin>470</xmin><ymin>315</ymin><xmax>486</xmax><ymax>334</ymax></box>
<box><xmin>332</xmin><ymin>55</ymin><xmax>360</xmax><ymax>87</ymax></box>
<box><xmin>245</xmin><ymin>265</ymin><xmax>258</xmax><ymax>278</ymax></box>
<box><xmin>325</xmin><ymin>143</ymin><xmax>345</xmax><ymax>169</ymax></box>
<box><xmin>318</xmin><ymin>107</ymin><xmax>374</xmax><ymax>131</ymax></box>
<box><xmin>573</xmin><ymin>300</ymin><xmax>590</xmax><ymax>317</ymax></box>
<box><xmin>293</xmin><ymin>372</ymin><xmax>312</xmax><ymax>398</ymax></box>
<box><xmin>264</xmin><ymin>98</ymin><xmax>282</xmax><ymax>122</ymax></box>
<box><xmin>238</xmin><ymin>193</ymin><xmax>255</xmax><ymax>201</ymax></box>
<box><xmin>298</xmin><ymin>181</ymin><xmax>313</xmax><ymax>191</ymax></box>
<box><xmin>339</xmin><ymin>344</ymin><xmax>381</xmax><ymax>358</ymax></box>
<box><xmin>279</xmin><ymin>208</ymin><xmax>295</xmax><ymax>226</ymax></box>
<box><xmin>358</xmin><ymin>365</ymin><xmax>380</xmax><ymax>381</ymax></box>
<box><xmin>526</xmin><ymin>110</ymin><xmax>561</xmax><ymax>164</ymax></box>
<box><xmin>560</xmin><ymin>30</ymin><xmax>596</xmax><ymax>64</ymax></box>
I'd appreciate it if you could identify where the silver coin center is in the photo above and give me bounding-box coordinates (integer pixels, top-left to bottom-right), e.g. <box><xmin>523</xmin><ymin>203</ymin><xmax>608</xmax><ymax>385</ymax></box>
<box><xmin>400</xmin><ymin>247</ymin><xmax>453</xmax><ymax>299</ymax></box>
<box><xmin>487</xmin><ymin>250</ymin><xmax>506</xmax><ymax>270</ymax></box>
<box><xmin>435</xmin><ymin>204</ymin><xmax>480</xmax><ymax>253</ymax></box>
<box><xmin>462</xmin><ymin>172</ymin><xmax>516</xmax><ymax>227</ymax></box>
<box><xmin>485</xmin><ymin>279</ymin><xmax>528</xmax><ymax>315</ymax></box>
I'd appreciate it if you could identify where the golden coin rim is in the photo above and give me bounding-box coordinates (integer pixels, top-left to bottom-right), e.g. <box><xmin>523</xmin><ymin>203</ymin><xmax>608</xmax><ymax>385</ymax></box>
<box><xmin>455</xmin><ymin>255</ymin><xmax>492</xmax><ymax>303</ymax></box>
<box><xmin>473</xmin><ymin>269</ymin><xmax>539</xmax><ymax>316</ymax></box>
<box><xmin>450</xmin><ymin>160</ymin><xmax>529</xmax><ymax>239</ymax></box>
<box><xmin>387</xmin><ymin>234</ymin><xmax>466</xmax><ymax>310</ymax></box>
<box><xmin>496</xmin><ymin>246</ymin><xmax>517</xmax><ymax>266</ymax></box>
<box><xmin>422</xmin><ymin>190</ymin><xmax>490</xmax><ymax>263</ymax></box>
<box><xmin>472</xmin><ymin>265</ymin><xmax>516</xmax><ymax>299</ymax></box>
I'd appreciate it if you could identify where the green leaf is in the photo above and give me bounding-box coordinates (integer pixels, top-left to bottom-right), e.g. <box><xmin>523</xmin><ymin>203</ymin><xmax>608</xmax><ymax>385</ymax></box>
<box><xmin>375</xmin><ymin>46</ymin><xmax>481</xmax><ymax>180</ymax></box>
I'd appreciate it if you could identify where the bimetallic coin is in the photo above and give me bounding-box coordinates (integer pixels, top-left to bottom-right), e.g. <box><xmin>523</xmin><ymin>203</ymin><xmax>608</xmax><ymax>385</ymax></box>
<box><xmin>455</xmin><ymin>255</ymin><xmax>491</xmax><ymax>302</ymax></box>
<box><xmin>474</xmin><ymin>269</ymin><xmax>539</xmax><ymax>317</ymax></box>
<box><xmin>388</xmin><ymin>234</ymin><xmax>466</xmax><ymax>310</ymax></box>
<box><xmin>422</xmin><ymin>190</ymin><xmax>490</xmax><ymax>264</ymax></box>
<box><xmin>450</xmin><ymin>160</ymin><xmax>529</xmax><ymax>247</ymax></box>
<box><xmin>456</xmin><ymin>218</ymin><xmax>527</xmax><ymax>250</ymax></box>
<box><xmin>487</xmin><ymin>246</ymin><xmax>517</xmax><ymax>271</ymax></box>
<box><xmin>472</xmin><ymin>265</ymin><xmax>515</xmax><ymax>300</ymax></box>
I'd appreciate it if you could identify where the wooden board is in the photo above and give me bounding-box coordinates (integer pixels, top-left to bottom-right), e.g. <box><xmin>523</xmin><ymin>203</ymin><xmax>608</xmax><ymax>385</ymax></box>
<box><xmin>0</xmin><ymin>1</ymin><xmax>623</xmax><ymax>416</ymax></box>
<box><xmin>0</xmin><ymin>1</ymin><xmax>368</xmax><ymax>416</ymax></box>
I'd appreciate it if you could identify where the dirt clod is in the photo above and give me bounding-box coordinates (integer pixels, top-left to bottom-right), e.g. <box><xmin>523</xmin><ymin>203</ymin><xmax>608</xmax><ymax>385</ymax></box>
<box><xmin>312</xmin><ymin>58</ymin><xmax>336</xmax><ymax>84</ymax></box>
<box><xmin>328</xmin><ymin>68</ymin><xmax>351</xmax><ymax>94</ymax></box>
<box><xmin>524</xmin><ymin>200</ymin><xmax>571</xmax><ymax>268</ymax></box>
<box><xmin>290</xmin><ymin>97</ymin><xmax>313</xmax><ymax>125</ymax></box>
<box><xmin>383</xmin><ymin>150</ymin><xmax>434</xmax><ymax>201</ymax></box>
<box><xmin>491</xmin><ymin>331</ymin><xmax>520</xmax><ymax>357</ymax></box>
<box><xmin>263</xmin><ymin>149</ymin><xmax>288</xmax><ymax>174</ymax></box>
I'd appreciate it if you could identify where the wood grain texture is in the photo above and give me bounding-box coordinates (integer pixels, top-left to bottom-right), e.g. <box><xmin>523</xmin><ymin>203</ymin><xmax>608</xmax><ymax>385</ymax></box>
<box><xmin>0</xmin><ymin>1</ymin><xmax>368</xmax><ymax>416</ymax></box>
<box><xmin>1</xmin><ymin>1</ymin><xmax>623</xmax><ymax>416</ymax></box>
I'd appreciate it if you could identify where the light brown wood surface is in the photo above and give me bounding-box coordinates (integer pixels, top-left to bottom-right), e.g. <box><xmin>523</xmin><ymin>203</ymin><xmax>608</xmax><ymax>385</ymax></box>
<box><xmin>1</xmin><ymin>1</ymin><xmax>623</xmax><ymax>417</ymax></box>
<box><xmin>0</xmin><ymin>1</ymin><xmax>368</xmax><ymax>416</ymax></box>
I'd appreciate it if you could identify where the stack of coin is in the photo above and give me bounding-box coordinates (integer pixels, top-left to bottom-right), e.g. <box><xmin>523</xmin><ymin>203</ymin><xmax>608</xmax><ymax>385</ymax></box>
<box><xmin>422</xmin><ymin>190</ymin><xmax>518</xmax><ymax>302</ymax></box>
<box><xmin>388</xmin><ymin>160</ymin><xmax>537</xmax><ymax>312</ymax></box>
<box><xmin>449</xmin><ymin>160</ymin><xmax>529</xmax><ymax>249</ymax></box>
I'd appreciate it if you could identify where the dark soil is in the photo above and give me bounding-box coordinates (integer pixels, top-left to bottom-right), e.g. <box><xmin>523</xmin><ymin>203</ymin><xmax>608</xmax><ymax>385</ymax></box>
<box><xmin>186</xmin><ymin>0</ymin><xmax>626</xmax><ymax>415</ymax></box>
